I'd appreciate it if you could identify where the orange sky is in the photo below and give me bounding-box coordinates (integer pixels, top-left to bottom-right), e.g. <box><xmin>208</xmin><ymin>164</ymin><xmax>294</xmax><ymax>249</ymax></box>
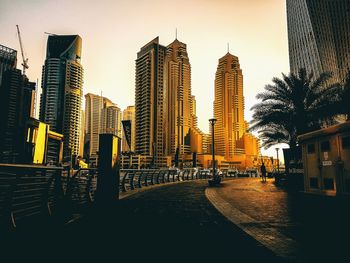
<box><xmin>0</xmin><ymin>0</ymin><xmax>290</xmax><ymax>159</ymax></box>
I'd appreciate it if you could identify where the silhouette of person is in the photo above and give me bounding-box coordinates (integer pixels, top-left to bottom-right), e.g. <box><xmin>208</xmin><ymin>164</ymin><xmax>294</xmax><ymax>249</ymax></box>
<box><xmin>260</xmin><ymin>162</ymin><xmax>267</xmax><ymax>182</ymax></box>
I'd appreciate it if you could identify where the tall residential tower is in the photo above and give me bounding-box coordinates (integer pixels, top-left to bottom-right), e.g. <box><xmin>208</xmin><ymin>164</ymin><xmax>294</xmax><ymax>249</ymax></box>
<box><xmin>165</xmin><ymin>39</ymin><xmax>192</xmax><ymax>156</ymax></box>
<box><xmin>135</xmin><ymin>37</ymin><xmax>167</xmax><ymax>166</ymax></box>
<box><xmin>40</xmin><ymin>35</ymin><xmax>84</xmax><ymax>159</ymax></box>
<box><xmin>213</xmin><ymin>52</ymin><xmax>246</xmax><ymax>160</ymax></box>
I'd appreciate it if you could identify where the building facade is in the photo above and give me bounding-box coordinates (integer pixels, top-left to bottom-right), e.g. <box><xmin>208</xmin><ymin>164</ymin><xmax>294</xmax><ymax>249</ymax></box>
<box><xmin>122</xmin><ymin>105</ymin><xmax>135</xmax><ymax>152</ymax></box>
<box><xmin>213</xmin><ymin>52</ymin><xmax>246</xmax><ymax>160</ymax></box>
<box><xmin>0</xmin><ymin>68</ymin><xmax>35</xmax><ymax>163</ymax></box>
<box><xmin>40</xmin><ymin>35</ymin><xmax>84</xmax><ymax>159</ymax></box>
<box><xmin>84</xmin><ymin>93</ymin><xmax>121</xmax><ymax>162</ymax></box>
<box><xmin>135</xmin><ymin>37</ymin><xmax>167</xmax><ymax>166</ymax></box>
<box><xmin>286</xmin><ymin>0</ymin><xmax>350</xmax><ymax>83</ymax></box>
<box><xmin>0</xmin><ymin>44</ymin><xmax>17</xmax><ymax>89</ymax></box>
<box><xmin>165</xmin><ymin>39</ymin><xmax>193</xmax><ymax>156</ymax></box>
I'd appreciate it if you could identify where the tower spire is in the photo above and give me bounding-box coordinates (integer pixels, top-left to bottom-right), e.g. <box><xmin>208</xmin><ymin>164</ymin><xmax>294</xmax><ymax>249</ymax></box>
<box><xmin>175</xmin><ymin>28</ymin><xmax>177</xmax><ymax>40</ymax></box>
<box><xmin>227</xmin><ymin>42</ymin><xmax>230</xmax><ymax>53</ymax></box>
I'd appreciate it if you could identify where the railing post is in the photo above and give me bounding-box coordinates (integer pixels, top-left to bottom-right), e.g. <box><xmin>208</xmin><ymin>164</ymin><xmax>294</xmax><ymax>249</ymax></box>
<box><xmin>96</xmin><ymin>134</ymin><xmax>121</xmax><ymax>205</ymax></box>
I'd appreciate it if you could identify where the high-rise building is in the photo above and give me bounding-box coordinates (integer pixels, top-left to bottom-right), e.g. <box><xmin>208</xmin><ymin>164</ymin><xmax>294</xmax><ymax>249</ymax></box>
<box><xmin>213</xmin><ymin>52</ymin><xmax>246</xmax><ymax>160</ymax></box>
<box><xmin>122</xmin><ymin>106</ymin><xmax>135</xmax><ymax>152</ymax></box>
<box><xmin>0</xmin><ymin>44</ymin><xmax>17</xmax><ymax>89</ymax></box>
<box><xmin>84</xmin><ymin>93</ymin><xmax>121</xmax><ymax>162</ymax></box>
<box><xmin>101</xmin><ymin>104</ymin><xmax>121</xmax><ymax>137</ymax></box>
<box><xmin>165</xmin><ymin>39</ymin><xmax>193</xmax><ymax>156</ymax></box>
<box><xmin>286</xmin><ymin>0</ymin><xmax>350</xmax><ymax>83</ymax></box>
<box><xmin>79</xmin><ymin>109</ymin><xmax>85</xmax><ymax>157</ymax></box>
<box><xmin>0</xmin><ymin>68</ymin><xmax>35</xmax><ymax>163</ymax></box>
<box><xmin>135</xmin><ymin>37</ymin><xmax>167</xmax><ymax>166</ymax></box>
<box><xmin>40</xmin><ymin>35</ymin><xmax>84</xmax><ymax>159</ymax></box>
<box><xmin>84</xmin><ymin>93</ymin><xmax>103</xmax><ymax>159</ymax></box>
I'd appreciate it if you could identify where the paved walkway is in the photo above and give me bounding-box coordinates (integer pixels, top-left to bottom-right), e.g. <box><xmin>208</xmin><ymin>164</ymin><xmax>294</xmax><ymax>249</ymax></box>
<box><xmin>206</xmin><ymin>178</ymin><xmax>350</xmax><ymax>263</ymax></box>
<box><xmin>3</xmin><ymin>180</ymin><xmax>285</xmax><ymax>262</ymax></box>
<box><xmin>3</xmin><ymin>178</ymin><xmax>349</xmax><ymax>262</ymax></box>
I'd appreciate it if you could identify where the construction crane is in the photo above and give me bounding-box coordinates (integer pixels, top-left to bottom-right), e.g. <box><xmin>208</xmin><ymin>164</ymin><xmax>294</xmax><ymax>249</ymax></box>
<box><xmin>16</xmin><ymin>25</ymin><xmax>29</xmax><ymax>75</ymax></box>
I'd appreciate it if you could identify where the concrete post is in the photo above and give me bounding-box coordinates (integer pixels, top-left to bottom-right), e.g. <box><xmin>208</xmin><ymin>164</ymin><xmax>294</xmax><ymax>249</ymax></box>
<box><xmin>96</xmin><ymin>134</ymin><xmax>120</xmax><ymax>205</ymax></box>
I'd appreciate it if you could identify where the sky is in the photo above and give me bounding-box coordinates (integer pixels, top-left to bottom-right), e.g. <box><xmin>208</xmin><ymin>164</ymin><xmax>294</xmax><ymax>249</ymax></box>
<box><xmin>0</xmin><ymin>0</ymin><xmax>290</xmax><ymax>160</ymax></box>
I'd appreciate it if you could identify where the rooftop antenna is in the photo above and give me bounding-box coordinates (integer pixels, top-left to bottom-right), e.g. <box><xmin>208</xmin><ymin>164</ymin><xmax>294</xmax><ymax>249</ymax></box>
<box><xmin>227</xmin><ymin>42</ymin><xmax>230</xmax><ymax>53</ymax></box>
<box><xmin>175</xmin><ymin>28</ymin><xmax>177</xmax><ymax>39</ymax></box>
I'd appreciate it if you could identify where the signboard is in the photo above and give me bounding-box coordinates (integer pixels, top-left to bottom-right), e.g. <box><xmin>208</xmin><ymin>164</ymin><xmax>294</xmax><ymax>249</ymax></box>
<box><xmin>322</xmin><ymin>160</ymin><xmax>332</xmax><ymax>166</ymax></box>
<box><xmin>122</xmin><ymin>120</ymin><xmax>132</xmax><ymax>149</ymax></box>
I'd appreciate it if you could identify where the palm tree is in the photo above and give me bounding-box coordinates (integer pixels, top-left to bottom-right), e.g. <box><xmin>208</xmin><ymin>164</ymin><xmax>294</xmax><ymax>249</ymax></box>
<box><xmin>249</xmin><ymin>68</ymin><xmax>340</xmax><ymax>149</ymax></box>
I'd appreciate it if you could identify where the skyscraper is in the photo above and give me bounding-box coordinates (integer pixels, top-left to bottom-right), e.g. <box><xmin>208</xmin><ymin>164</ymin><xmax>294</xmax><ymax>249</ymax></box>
<box><xmin>135</xmin><ymin>37</ymin><xmax>166</xmax><ymax>166</ymax></box>
<box><xmin>165</xmin><ymin>39</ymin><xmax>192</xmax><ymax>156</ymax></box>
<box><xmin>122</xmin><ymin>106</ymin><xmax>135</xmax><ymax>152</ymax></box>
<box><xmin>84</xmin><ymin>93</ymin><xmax>121</xmax><ymax>162</ymax></box>
<box><xmin>213</xmin><ymin>52</ymin><xmax>245</xmax><ymax>160</ymax></box>
<box><xmin>0</xmin><ymin>68</ymin><xmax>35</xmax><ymax>163</ymax></box>
<box><xmin>40</xmin><ymin>35</ymin><xmax>84</xmax><ymax>159</ymax></box>
<box><xmin>286</xmin><ymin>0</ymin><xmax>350</xmax><ymax>83</ymax></box>
<box><xmin>100</xmin><ymin>103</ymin><xmax>121</xmax><ymax>137</ymax></box>
<box><xmin>84</xmin><ymin>93</ymin><xmax>103</xmax><ymax>159</ymax></box>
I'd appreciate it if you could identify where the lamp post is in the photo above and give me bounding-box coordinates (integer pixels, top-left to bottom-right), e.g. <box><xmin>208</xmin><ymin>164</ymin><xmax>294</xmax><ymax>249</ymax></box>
<box><xmin>275</xmin><ymin>147</ymin><xmax>280</xmax><ymax>174</ymax></box>
<box><xmin>209</xmin><ymin>118</ymin><xmax>217</xmax><ymax>183</ymax></box>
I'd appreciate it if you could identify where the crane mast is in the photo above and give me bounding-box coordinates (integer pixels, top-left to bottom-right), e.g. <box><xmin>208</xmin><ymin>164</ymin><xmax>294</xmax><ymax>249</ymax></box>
<box><xmin>16</xmin><ymin>25</ymin><xmax>29</xmax><ymax>75</ymax></box>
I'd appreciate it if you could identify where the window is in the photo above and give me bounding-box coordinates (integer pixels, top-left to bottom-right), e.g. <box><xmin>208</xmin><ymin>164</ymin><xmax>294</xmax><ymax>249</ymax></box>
<box><xmin>320</xmin><ymin>141</ymin><xmax>330</xmax><ymax>152</ymax></box>
<box><xmin>342</xmin><ymin>136</ymin><xmax>350</xmax><ymax>149</ymax></box>
<box><xmin>307</xmin><ymin>144</ymin><xmax>315</xmax><ymax>154</ymax></box>
<box><xmin>323</xmin><ymin>178</ymin><xmax>334</xmax><ymax>190</ymax></box>
<box><xmin>309</xmin><ymin>178</ymin><xmax>318</xmax><ymax>189</ymax></box>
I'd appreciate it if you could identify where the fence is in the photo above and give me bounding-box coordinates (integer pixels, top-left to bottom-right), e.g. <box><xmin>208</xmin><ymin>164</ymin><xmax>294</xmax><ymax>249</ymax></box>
<box><xmin>0</xmin><ymin>164</ymin><xmax>211</xmax><ymax>229</ymax></box>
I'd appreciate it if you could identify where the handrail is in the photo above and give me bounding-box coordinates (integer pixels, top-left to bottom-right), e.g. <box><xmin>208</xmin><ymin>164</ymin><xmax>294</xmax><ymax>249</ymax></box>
<box><xmin>0</xmin><ymin>164</ymin><xmax>211</xmax><ymax>229</ymax></box>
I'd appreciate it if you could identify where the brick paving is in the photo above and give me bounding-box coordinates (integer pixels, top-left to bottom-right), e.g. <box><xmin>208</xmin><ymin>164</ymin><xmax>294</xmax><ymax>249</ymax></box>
<box><xmin>206</xmin><ymin>178</ymin><xmax>350</xmax><ymax>263</ymax></box>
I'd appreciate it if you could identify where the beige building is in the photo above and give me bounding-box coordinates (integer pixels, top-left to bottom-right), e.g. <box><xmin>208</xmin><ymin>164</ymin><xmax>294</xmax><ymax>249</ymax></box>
<box><xmin>84</xmin><ymin>93</ymin><xmax>121</xmax><ymax>162</ymax></box>
<box><xmin>135</xmin><ymin>37</ymin><xmax>167</xmax><ymax>166</ymax></box>
<box><xmin>212</xmin><ymin>52</ymin><xmax>260</xmax><ymax>167</ymax></box>
<box><xmin>122</xmin><ymin>105</ymin><xmax>135</xmax><ymax>152</ymax></box>
<box><xmin>165</xmin><ymin>39</ymin><xmax>193</xmax><ymax>156</ymax></box>
<box><xmin>214</xmin><ymin>52</ymin><xmax>246</xmax><ymax>159</ymax></box>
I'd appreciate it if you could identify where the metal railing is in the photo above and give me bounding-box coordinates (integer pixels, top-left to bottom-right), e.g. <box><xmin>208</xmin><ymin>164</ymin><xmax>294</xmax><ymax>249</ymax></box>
<box><xmin>0</xmin><ymin>164</ymin><xmax>211</xmax><ymax>229</ymax></box>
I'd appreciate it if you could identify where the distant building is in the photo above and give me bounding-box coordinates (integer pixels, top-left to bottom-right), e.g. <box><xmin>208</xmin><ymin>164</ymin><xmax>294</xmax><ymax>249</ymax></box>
<box><xmin>165</xmin><ymin>38</ymin><xmax>193</xmax><ymax>156</ymax></box>
<box><xmin>213</xmin><ymin>52</ymin><xmax>246</xmax><ymax>159</ymax></box>
<box><xmin>286</xmin><ymin>0</ymin><xmax>350</xmax><ymax>83</ymax></box>
<box><xmin>122</xmin><ymin>105</ymin><xmax>135</xmax><ymax>152</ymax></box>
<box><xmin>211</xmin><ymin>52</ymin><xmax>260</xmax><ymax>169</ymax></box>
<box><xmin>79</xmin><ymin>110</ymin><xmax>85</xmax><ymax>157</ymax></box>
<box><xmin>40</xmin><ymin>35</ymin><xmax>84</xmax><ymax>160</ymax></box>
<box><xmin>135</xmin><ymin>37</ymin><xmax>167</xmax><ymax>166</ymax></box>
<box><xmin>101</xmin><ymin>103</ymin><xmax>121</xmax><ymax>137</ymax></box>
<box><xmin>0</xmin><ymin>44</ymin><xmax>17</xmax><ymax>89</ymax></box>
<box><xmin>0</xmin><ymin>68</ymin><xmax>35</xmax><ymax>163</ymax></box>
<box><xmin>84</xmin><ymin>93</ymin><xmax>121</xmax><ymax>164</ymax></box>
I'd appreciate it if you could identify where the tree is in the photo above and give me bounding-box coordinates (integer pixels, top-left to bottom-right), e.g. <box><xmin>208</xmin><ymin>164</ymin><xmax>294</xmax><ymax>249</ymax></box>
<box><xmin>249</xmin><ymin>68</ymin><xmax>340</xmax><ymax>149</ymax></box>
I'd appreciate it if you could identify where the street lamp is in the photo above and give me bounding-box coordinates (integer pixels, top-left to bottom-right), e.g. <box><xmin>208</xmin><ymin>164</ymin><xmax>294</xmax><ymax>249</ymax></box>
<box><xmin>275</xmin><ymin>147</ymin><xmax>280</xmax><ymax>174</ymax></box>
<box><xmin>209</xmin><ymin>118</ymin><xmax>218</xmax><ymax>184</ymax></box>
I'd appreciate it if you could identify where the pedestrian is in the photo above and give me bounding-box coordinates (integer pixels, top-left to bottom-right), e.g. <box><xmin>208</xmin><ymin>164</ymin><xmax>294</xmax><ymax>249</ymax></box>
<box><xmin>260</xmin><ymin>162</ymin><xmax>267</xmax><ymax>182</ymax></box>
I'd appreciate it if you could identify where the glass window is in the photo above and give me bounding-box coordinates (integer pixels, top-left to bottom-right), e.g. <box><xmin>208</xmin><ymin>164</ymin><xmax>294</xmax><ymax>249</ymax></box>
<box><xmin>324</xmin><ymin>178</ymin><xmax>334</xmax><ymax>190</ymax></box>
<box><xmin>307</xmin><ymin>144</ymin><xmax>315</xmax><ymax>154</ymax></box>
<box><xmin>320</xmin><ymin>141</ymin><xmax>330</xmax><ymax>152</ymax></box>
<box><xmin>342</xmin><ymin>136</ymin><xmax>350</xmax><ymax>149</ymax></box>
<box><xmin>309</xmin><ymin>178</ymin><xmax>318</xmax><ymax>189</ymax></box>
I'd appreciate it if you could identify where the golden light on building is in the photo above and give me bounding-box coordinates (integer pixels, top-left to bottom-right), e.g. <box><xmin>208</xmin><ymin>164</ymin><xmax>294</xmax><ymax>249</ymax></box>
<box><xmin>165</xmin><ymin>38</ymin><xmax>192</xmax><ymax>156</ymax></box>
<box><xmin>213</xmin><ymin>51</ymin><xmax>260</xmax><ymax>168</ymax></box>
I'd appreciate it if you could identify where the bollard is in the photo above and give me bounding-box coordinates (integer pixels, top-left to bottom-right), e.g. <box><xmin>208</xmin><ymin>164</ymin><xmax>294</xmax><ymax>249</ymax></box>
<box><xmin>96</xmin><ymin>134</ymin><xmax>120</xmax><ymax>206</ymax></box>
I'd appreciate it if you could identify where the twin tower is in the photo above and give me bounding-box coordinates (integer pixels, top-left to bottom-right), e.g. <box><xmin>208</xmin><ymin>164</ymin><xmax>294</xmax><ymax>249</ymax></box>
<box><xmin>135</xmin><ymin>37</ymin><xmax>259</xmax><ymax>167</ymax></box>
